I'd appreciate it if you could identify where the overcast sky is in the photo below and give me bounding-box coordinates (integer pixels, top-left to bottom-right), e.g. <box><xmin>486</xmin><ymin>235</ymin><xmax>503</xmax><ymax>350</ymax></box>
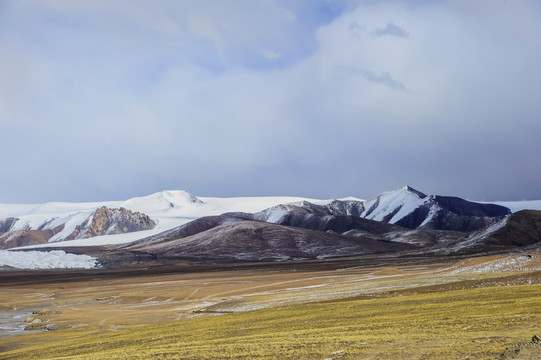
<box><xmin>1</xmin><ymin>0</ymin><xmax>541</xmax><ymax>203</ymax></box>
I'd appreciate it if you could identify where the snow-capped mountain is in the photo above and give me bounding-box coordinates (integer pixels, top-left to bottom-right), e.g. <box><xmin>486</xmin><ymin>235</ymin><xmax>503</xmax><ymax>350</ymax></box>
<box><xmin>223</xmin><ymin>200</ymin><xmax>401</xmax><ymax>235</ymax></box>
<box><xmin>226</xmin><ymin>186</ymin><xmax>511</xmax><ymax>232</ymax></box>
<box><xmin>359</xmin><ymin>186</ymin><xmax>510</xmax><ymax>231</ymax></box>
<box><xmin>1</xmin><ymin>186</ymin><xmax>541</xmax><ymax>269</ymax></box>
<box><xmin>0</xmin><ymin>186</ymin><xmax>530</xmax><ymax>251</ymax></box>
<box><xmin>0</xmin><ymin>191</ymin><xmax>320</xmax><ymax>250</ymax></box>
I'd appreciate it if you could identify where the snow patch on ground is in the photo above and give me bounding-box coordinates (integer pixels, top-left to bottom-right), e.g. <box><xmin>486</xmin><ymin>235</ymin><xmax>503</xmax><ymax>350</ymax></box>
<box><xmin>447</xmin><ymin>255</ymin><xmax>541</xmax><ymax>274</ymax></box>
<box><xmin>0</xmin><ymin>250</ymin><xmax>98</xmax><ymax>269</ymax></box>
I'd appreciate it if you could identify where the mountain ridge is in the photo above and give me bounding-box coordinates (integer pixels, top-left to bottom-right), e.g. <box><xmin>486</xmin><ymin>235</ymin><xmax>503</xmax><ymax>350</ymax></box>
<box><xmin>0</xmin><ymin>186</ymin><xmax>538</xmax><ymax>255</ymax></box>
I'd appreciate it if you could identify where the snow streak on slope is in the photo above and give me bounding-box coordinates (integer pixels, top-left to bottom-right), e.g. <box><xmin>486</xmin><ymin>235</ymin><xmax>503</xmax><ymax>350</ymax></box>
<box><xmin>447</xmin><ymin>216</ymin><xmax>510</xmax><ymax>253</ymax></box>
<box><xmin>361</xmin><ymin>186</ymin><xmax>429</xmax><ymax>223</ymax></box>
<box><xmin>446</xmin><ymin>255</ymin><xmax>541</xmax><ymax>274</ymax></box>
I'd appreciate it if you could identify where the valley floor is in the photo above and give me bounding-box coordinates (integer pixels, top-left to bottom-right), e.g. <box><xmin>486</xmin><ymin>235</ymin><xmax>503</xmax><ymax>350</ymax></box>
<box><xmin>0</xmin><ymin>254</ymin><xmax>540</xmax><ymax>359</ymax></box>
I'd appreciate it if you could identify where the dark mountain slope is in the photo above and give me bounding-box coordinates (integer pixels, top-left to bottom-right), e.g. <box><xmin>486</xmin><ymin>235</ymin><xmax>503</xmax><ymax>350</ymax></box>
<box><xmin>249</xmin><ymin>186</ymin><xmax>511</xmax><ymax>232</ymax></box>
<box><xmin>485</xmin><ymin>210</ymin><xmax>541</xmax><ymax>248</ymax></box>
<box><xmin>120</xmin><ymin>216</ymin><xmax>415</xmax><ymax>262</ymax></box>
<box><xmin>225</xmin><ymin>206</ymin><xmax>406</xmax><ymax>235</ymax></box>
<box><xmin>439</xmin><ymin>210</ymin><xmax>541</xmax><ymax>254</ymax></box>
<box><xmin>394</xmin><ymin>195</ymin><xmax>511</xmax><ymax>231</ymax></box>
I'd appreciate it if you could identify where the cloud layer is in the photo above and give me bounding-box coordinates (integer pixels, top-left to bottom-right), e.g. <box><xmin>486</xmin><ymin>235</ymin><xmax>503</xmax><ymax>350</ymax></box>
<box><xmin>1</xmin><ymin>0</ymin><xmax>541</xmax><ymax>202</ymax></box>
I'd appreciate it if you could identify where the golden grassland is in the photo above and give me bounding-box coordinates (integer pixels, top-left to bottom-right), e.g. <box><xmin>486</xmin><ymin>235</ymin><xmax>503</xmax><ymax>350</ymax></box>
<box><xmin>1</xmin><ymin>255</ymin><xmax>540</xmax><ymax>359</ymax></box>
<box><xmin>1</xmin><ymin>283</ymin><xmax>540</xmax><ymax>360</ymax></box>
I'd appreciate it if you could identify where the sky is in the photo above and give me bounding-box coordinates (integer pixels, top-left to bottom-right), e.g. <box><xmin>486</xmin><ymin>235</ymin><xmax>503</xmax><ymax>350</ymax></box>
<box><xmin>1</xmin><ymin>0</ymin><xmax>541</xmax><ymax>203</ymax></box>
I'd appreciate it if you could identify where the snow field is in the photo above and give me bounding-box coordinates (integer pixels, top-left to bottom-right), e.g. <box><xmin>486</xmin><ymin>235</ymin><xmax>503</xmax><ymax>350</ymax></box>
<box><xmin>0</xmin><ymin>250</ymin><xmax>98</xmax><ymax>269</ymax></box>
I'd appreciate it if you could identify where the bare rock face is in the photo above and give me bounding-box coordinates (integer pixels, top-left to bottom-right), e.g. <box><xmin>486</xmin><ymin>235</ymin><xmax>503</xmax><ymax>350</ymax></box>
<box><xmin>0</xmin><ymin>207</ymin><xmax>156</xmax><ymax>249</ymax></box>
<box><xmin>0</xmin><ymin>224</ymin><xmax>65</xmax><ymax>250</ymax></box>
<box><xmin>0</xmin><ymin>229</ymin><xmax>59</xmax><ymax>249</ymax></box>
<box><xmin>66</xmin><ymin>207</ymin><xmax>156</xmax><ymax>240</ymax></box>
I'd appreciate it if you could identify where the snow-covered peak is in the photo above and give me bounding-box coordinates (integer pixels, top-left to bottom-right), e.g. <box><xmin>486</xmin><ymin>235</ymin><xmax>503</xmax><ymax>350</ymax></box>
<box><xmin>361</xmin><ymin>186</ymin><xmax>428</xmax><ymax>223</ymax></box>
<box><xmin>121</xmin><ymin>190</ymin><xmax>204</xmax><ymax>213</ymax></box>
<box><xmin>400</xmin><ymin>185</ymin><xmax>427</xmax><ymax>198</ymax></box>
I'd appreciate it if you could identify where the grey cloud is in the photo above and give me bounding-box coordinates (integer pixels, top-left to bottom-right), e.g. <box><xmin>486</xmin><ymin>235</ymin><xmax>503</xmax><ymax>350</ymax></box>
<box><xmin>348</xmin><ymin>21</ymin><xmax>362</xmax><ymax>31</ymax></box>
<box><xmin>373</xmin><ymin>22</ymin><xmax>409</xmax><ymax>38</ymax></box>
<box><xmin>348</xmin><ymin>21</ymin><xmax>364</xmax><ymax>37</ymax></box>
<box><xmin>360</xmin><ymin>70</ymin><xmax>407</xmax><ymax>91</ymax></box>
<box><xmin>339</xmin><ymin>66</ymin><xmax>408</xmax><ymax>92</ymax></box>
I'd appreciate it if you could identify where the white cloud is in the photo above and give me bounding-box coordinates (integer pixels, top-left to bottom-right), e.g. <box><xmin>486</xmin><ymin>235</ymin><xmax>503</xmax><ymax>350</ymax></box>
<box><xmin>261</xmin><ymin>49</ymin><xmax>282</xmax><ymax>59</ymax></box>
<box><xmin>187</xmin><ymin>14</ymin><xmax>227</xmax><ymax>53</ymax></box>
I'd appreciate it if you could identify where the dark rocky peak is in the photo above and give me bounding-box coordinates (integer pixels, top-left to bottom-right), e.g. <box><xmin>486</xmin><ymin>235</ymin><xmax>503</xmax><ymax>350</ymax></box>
<box><xmin>0</xmin><ymin>217</ymin><xmax>18</xmax><ymax>233</ymax></box>
<box><xmin>402</xmin><ymin>185</ymin><xmax>427</xmax><ymax>198</ymax></box>
<box><xmin>324</xmin><ymin>199</ymin><xmax>365</xmax><ymax>217</ymax></box>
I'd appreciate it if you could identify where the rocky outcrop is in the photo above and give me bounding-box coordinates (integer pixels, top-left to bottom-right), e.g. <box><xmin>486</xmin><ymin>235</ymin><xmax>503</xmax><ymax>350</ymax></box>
<box><xmin>0</xmin><ymin>207</ymin><xmax>156</xmax><ymax>249</ymax></box>
<box><xmin>66</xmin><ymin>206</ymin><xmax>156</xmax><ymax>240</ymax></box>
<box><xmin>501</xmin><ymin>335</ymin><xmax>541</xmax><ymax>358</ymax></box>
<box><xmin>0</xmin><ymin>229</ymin><xmax>60</xmax><ymax>249</ymax></box>
<box><xmin>23</xmin><ymin>309</ymin><xmax>61</xmax><ymax>331</ymax></box>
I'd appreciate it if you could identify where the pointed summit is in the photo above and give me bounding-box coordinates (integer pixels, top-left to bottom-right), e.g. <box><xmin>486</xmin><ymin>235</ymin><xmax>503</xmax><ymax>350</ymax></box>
<box><xmin>401</xmin><ymin>186</ymin><xmax>427</xmax><ymax>199</ymax></box>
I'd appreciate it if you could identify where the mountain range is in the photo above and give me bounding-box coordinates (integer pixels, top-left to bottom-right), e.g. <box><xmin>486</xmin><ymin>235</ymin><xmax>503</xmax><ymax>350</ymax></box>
<box><xmin>223</xmin><ymin>186</ymin><xmax>511</xmax><ymax>232</ymax></box>
<box><xmin>1</xmin><ymin>186</ymin><xmax>541</xmax><ymax>268</ymax></box>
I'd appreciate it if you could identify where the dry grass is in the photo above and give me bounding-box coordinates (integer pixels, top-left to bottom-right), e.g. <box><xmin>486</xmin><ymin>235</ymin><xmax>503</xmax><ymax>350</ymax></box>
<box><xmin>1</xmin><ymin>284</ymin><xmax>540</xmax><ymax>359</ymax></box>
